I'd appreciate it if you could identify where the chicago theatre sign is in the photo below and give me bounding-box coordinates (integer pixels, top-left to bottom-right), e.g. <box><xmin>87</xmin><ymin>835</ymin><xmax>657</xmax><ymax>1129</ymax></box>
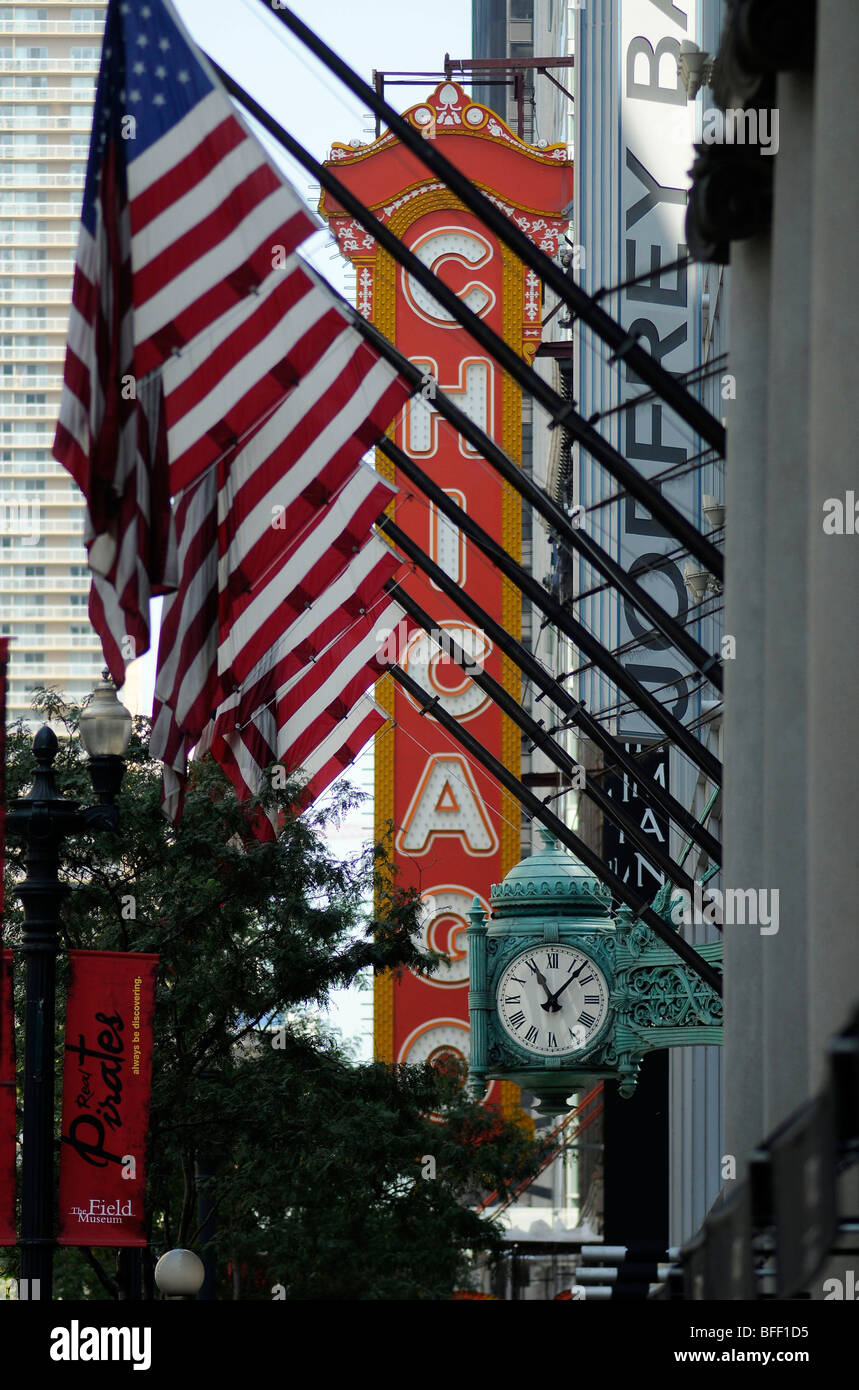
<box><xmin>322</xmin><ymin>83</ymin><xmax>572</xmax><ymax>1113</ymax></box>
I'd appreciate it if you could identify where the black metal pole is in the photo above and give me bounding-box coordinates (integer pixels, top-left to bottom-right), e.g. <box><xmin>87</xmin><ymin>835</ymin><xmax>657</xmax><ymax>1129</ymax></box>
<box><xmin>377</xmin><ymin>433</ymin><xmax>722</xmax><ymax>693</ymax></box>
<box><xmin>378</xmin><ymin>529</ymin><xmax>722</xmax><ymax>864</ymax></box>
<box><xmin>380</xmin><ymin>515</ymin><xmax>722</xmax><ymax>788</ymax></box>
<box><xmin>391</xmin><ymin>585</ymin><xmax>700</xmax><ymax>897</ymax></box>
<box><xmin>9</xmin><ymin>728</ymin><xmax>77</xmax><ymax>1299</ymax></box>
<box><xmin>195</xmin><ymin>1152</ymin><xmax>217</xmax><ymax>1301</ymax></box>
<box><xmin>8</xmin><ymin>725</ymin><xmax>126</xmax><ymax>1301</ymax></box>
<box><xmin>117</xmin><ymin>1248</ymin><xmax>142</xmax><ymax>1301</ymax></box>
<box><xmin>388</xmin><ymin>663</ymin><xmax>723</xmax><ymax>995</ymax></box>
<box><xmin>207</xmin><ymin>56</ymin><xmax>724</xmax><ymax>580</ymax></box>
<box><xmin>253</xmin><ymin>4</ymin><xmax>727</xmax><ymax>459</ymax></box>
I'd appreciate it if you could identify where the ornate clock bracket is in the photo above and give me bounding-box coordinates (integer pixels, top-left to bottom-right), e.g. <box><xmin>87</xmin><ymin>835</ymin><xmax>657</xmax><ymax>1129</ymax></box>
<box><xmin>469</xmin><ymin>844</ymin><xmax>723</xmax><ymax>1116</ymax></box>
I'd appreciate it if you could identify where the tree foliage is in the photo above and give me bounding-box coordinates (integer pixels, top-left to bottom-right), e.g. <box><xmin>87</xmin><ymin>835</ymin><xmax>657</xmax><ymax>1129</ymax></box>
<box><xmin>1</xmin><ymin>690</ymin><xmax>547</xmax><ymax>1299</ymax></box>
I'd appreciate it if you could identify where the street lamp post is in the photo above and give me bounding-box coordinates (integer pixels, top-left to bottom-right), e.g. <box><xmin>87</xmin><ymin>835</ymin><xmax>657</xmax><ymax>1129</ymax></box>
<box><xmin>7</xmin><ymin>678</ymin><xmax>132</xmax><ymax>1298</ymax></box>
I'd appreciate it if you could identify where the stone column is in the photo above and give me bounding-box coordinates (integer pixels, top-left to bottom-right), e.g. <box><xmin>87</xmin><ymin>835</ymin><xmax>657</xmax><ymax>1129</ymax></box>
<box><xmin>722</xmin><ymin>236</ymin><xmax>770</xmax><ymax>1171</ymax></box>
<box><xmin>760</xmin><ymin>71</ymin><xmax>814</xmax><ymax>1133</ymax></box>
<box><xmin>806</xmin><ymin>0</ymin><xmax>859</xmax><ymax>1086</ymax></box>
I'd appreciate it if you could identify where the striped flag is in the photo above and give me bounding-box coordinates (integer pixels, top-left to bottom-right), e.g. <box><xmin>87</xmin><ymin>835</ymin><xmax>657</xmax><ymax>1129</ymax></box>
<box><xmin>204</xmin><ymin>596</ymin><xmax>412</xmax><ymax>832</ymax></box>
<box><xmin>53</xmin><ymin>0</ymin><xmax>316</xmax><ymax>682</ymax></box>
<box><xmin>55</xmin><ymin>0</ymin><xmax>417</xmax><ymax>828</ymax></box>
<box><xmin>152</xmin><ymin>350</ymin><xmax>409</xmax><ymax>820</ymax></box>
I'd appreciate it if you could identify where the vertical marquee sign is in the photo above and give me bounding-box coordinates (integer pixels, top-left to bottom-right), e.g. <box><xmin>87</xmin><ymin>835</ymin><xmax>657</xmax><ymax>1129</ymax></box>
<box><xmin>323</xmin><ymin>84</ymin><xmax>572</xmax><ymax>1112</ymax></box>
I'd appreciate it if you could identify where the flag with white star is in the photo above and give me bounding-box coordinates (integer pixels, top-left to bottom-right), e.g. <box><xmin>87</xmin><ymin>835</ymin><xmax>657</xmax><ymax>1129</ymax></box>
<box><xmin>53</xmin><ymin>0</ymin><xmax>416</xmax><ymax>834</ymax></box>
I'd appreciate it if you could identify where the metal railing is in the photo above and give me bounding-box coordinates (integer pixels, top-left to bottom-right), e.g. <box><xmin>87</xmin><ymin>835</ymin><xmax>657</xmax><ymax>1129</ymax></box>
<box><xmin>0</xmin><ymin>317</ymin><xmax>70</xmax><ymax>329</ymax></box>
<box><xmin>0</xmin><ymin>261</ymin><xmax>74</xmax><ymax>273</ymax></box>
<box><xmin>0</xmin><ymin>89</ymin><xmax>96</xmax><ymax>101</ymax></box>
<box><xmin>0</xmin><ymin>407</ymin><xmax>62</xmax><ymax>420</ymax></box>
<box><xmin>0</xmin><ymin>233</ymin><xmax>76</xmax><ymax>245</ymax></box>
<box><xmin>1</xmin><ymin>632</ymin><xmax>101</xmax><ymax>649</ymax></box>
<box><xmin>0</xmin><ymin>575</ymin><xmax>89</xmax><ymax>591</ymax></box>
<box><xmin>0</xmin><ymin>174</ymin><xmax>85</xmax><ymax>186</ymax></box>
<box><xmin>0</xmin><ymin>377</ymin><xmax>64</xmax><ymax>390</ymax></box>
<box><xmin>0</xmin><ymin>21</ymin><xmax>104</xmax><ymax>33</ymax></box>
<box><xmin>0</xmin><ymin>604</ymin><xmax>87</xmax><ymax>619</ymax></box>
<box><xmin>0</xmin><ymin>146</ymin><xmax>91</xmax><ymax>159</ymax></box>
<box><xmin>0</xmin><ymin>59</ymin><xmax>100</xmax><ymax>72</ymax></box>
<box><xmin>0</xmin><ymin>204</ymin><xmax>80</xmax><ymax>216</ymax></box>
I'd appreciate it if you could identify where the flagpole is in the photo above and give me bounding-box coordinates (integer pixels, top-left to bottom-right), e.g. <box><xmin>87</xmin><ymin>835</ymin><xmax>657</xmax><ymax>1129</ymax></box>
<box><xmin>380</xmin><ymin>514</ymin><xmax>721</xmax><ymax>786</ymax></box>
<box><xmin>256</xmin><ymin>4</ymin><xmax>727</xmax><ymax>460</ymax></box>
<box><xmin>206</xmin><ymin>56</ymin><xmax>724</xmax><ymax>581</ymax></box>
<box><xmin>389</xmin><ymin>585</ymin><xmax>702</xmax><ymax>899</ymax></box>
<box><xmin>377</xmin><ymin>528</ymin><xmax>723</xmax><ymax>865</ymax></box>
<box><xmin>387</xmin><ymin>662</ymin><xmax>722</xmax><ymax>996</ymax></box>
<box><xmin>379</xmin><ymin>431</ymin><xmax>723</xmax><ymax>706</ymax></box>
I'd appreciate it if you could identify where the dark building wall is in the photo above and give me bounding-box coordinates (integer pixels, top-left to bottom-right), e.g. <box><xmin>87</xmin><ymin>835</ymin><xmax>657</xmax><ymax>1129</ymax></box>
<box><xmin>472</xmin><ymin>0</ymin><xmax>535</xmax><ymax>119</ymax></box>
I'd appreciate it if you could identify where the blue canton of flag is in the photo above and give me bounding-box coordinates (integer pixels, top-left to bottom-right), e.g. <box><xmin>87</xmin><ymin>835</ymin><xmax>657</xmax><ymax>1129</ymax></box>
<box><xmin>54</xmin><ymin>0</ymin><xmax>316</xmax><ymax>684</ymax></box>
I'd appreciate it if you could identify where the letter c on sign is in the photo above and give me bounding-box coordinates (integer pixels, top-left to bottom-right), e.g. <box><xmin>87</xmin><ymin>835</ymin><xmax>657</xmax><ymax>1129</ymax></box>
<box><xmin>403</xmin><ymin>227</ymin><xmax>496</xmax><ymax>327</ymax></box>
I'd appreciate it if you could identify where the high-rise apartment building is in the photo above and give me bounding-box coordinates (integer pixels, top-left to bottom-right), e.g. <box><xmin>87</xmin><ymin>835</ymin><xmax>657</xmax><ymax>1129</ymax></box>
<box><xmin>0</xmin><ymin>1</ymin><xmax>107</xmax><ymax>723</ymax></box>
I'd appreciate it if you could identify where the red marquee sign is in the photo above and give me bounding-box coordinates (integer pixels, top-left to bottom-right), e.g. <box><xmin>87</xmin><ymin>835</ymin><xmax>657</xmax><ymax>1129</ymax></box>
<box><xmin>323</xmin><ymin>84</ymin><xmax>572</xmax><ymax>1117</ymax></box>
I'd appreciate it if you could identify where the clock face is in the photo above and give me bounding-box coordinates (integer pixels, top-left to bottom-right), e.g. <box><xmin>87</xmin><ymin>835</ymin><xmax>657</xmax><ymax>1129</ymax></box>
<box><xmin>496</xmin><ymin>943</ymin><xmax>610</xmax><ymax>1058</ymax></box>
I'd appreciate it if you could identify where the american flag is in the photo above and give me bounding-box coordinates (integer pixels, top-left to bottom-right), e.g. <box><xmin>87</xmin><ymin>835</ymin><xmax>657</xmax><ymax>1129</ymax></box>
<box><xmin>55</xmin><ymin>0</ymin><xmax>415</xmax><ymax>828</ymax></box>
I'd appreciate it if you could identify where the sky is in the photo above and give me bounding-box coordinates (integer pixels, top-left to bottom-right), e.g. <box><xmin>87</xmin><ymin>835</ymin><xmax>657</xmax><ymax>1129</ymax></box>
<box><xmin>140</xmin><ymin>0</ymin><xmax>474</xmax><ymax>1054</ymax></box>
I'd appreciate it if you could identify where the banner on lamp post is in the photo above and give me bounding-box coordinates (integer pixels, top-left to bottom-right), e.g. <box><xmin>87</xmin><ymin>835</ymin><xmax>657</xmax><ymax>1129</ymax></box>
<box><xmin>0</xmin><ymin>950</ymin><xmax>14</xmax><ymax>1246</ymax></box>
<box><xmin>57</xmin><ymin>951</ymin><xmax>158</xmax><ymax>1247</ymax></box>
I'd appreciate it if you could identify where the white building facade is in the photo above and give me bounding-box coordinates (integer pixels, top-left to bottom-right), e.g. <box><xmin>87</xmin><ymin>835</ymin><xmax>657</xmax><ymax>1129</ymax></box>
<box><xmin>0</xmin><ymin>1</ymin><xmax>107</xmax><ymax>722</ymax></box>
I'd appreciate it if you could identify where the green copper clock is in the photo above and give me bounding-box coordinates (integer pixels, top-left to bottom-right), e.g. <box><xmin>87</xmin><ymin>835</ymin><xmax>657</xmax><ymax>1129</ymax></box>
<box><xmin>468</xmin><ymin>830</ymin><xmax>723</xmax><ymax>1114</ymax></box>
<box><xmin>495</xmin><ymin>942</ymin><xmax>611</xmax><ymax>1058</ymax></box>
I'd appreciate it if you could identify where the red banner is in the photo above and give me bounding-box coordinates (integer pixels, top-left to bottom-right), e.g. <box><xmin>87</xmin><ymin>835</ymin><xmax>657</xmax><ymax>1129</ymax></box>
<box><xmin>58</xmin><ymin>951</ymin><xmax>158</xmax><ymax>1247</ymax></box>
<box><xmin>0</xmin><ymin>638</ymin><xmax>16</xmax><ymax>1245</ymax></box>
<box><xmin>0</xmin><ymin>951</ymin><xmax>14</xmax><ymax>1246</ymax></box>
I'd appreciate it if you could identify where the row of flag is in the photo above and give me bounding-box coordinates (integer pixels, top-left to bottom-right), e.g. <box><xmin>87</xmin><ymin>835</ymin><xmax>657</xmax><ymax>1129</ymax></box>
<box><xmin>53</xmin><ymin>0</ymin><xmax>416</xmax><ymax>834</ymax></box>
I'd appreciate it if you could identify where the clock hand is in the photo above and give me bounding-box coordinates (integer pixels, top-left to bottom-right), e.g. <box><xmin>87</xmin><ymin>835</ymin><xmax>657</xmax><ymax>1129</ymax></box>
<box><xmin>541</xmin><ymin>959</ymin><xmax>589</xmax><ymax>1013</ymax></box>
<box><xmin>533</xmin><ymin>966</ymin><xmax>555</xmax><ymax>1006</ymax></box>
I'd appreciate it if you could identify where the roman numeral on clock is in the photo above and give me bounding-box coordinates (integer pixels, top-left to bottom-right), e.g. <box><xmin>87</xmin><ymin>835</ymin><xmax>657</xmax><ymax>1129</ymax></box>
<box><xmin>525</xmin><ymin>958</ymin><xmax>539</xmax><ymax>974</ymax></box>
<box><xmin>504</xmin><ymin>994</ymin><xmax>521</xmax><ymax>1005</ymax></box>
<box><xmin>508</xmin><ymin>1010</ymin><xmax>526</xmax><ymax>1029</ymax></box>
<box><xmin>579</xmin><ymin>973</ymin><xmax>595</xmax><ymax>986</ymax></box>
<box><xmin>545</xmin><ymin>951</ymin><xmax>559</xmax><ymax>969</ymax></box>
<box><xmin>583</xmin><ymin>994</ymin><xmax>600</xmax><ymax>1005</ymax></box>
<box><xmin>546</xmin><ymin>1032</ymin><xmax>558</xmax><ymax>1050</ymax></box>
<box><xmin>578</xmin><ymin>1010</ymin><xmax>596</xmax><ymax>1029</ymax></box>
<box><xmin>524</xmin><ymin>1025</ymin><xmax>539</xmax><ymax>1044</ymax></box>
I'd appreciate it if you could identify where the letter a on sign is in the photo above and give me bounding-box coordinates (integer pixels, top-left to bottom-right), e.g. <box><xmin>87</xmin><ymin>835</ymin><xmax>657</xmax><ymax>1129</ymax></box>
<box><xmin>396</xmin><ymin>755</ymin><xmax>499</xmax><ymax>856</ymax></box>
